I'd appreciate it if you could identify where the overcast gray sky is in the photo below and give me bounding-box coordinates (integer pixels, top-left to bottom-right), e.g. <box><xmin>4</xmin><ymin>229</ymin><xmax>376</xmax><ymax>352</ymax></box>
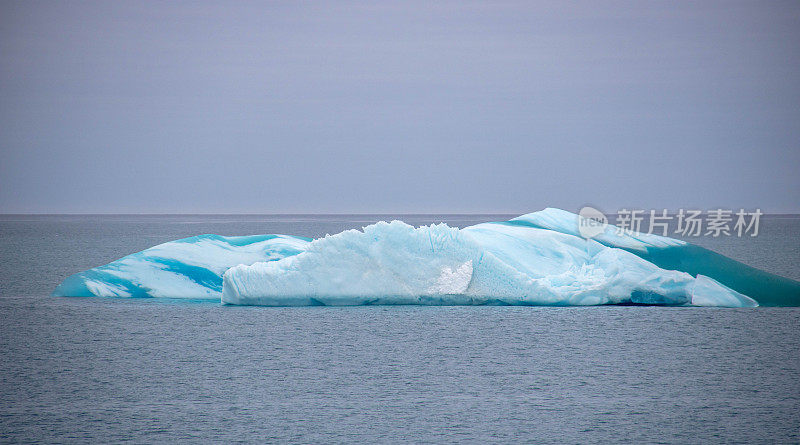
<box><xmin>1</xmin><ymin>1</ymin><xmax>798</xmax><ymax>213</ymax></box>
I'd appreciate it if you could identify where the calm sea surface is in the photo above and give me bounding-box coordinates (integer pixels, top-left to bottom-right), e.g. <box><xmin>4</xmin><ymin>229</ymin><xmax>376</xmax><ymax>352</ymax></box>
<box><xmin>1</xmin><ymin>214</ymin><xmax>799</xmax><ymax>443</ymax></box>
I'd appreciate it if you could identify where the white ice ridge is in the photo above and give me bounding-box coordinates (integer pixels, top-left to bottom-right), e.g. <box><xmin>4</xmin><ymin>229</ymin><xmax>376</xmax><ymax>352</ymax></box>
<box><xmin>221</xmin><ymin>214</ymin><xmax>756</xmax><ymax>307</ymax></box>
<box><xmin>511</xmin><ymin>207</ymin><xmax>686</xmax><ymax>252</ymax></box>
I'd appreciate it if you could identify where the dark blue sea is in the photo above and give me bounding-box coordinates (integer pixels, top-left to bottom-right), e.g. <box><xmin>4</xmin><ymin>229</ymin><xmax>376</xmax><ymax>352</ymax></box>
<box><xmin>1</xmin><ymin>214</ymin><xmax>799</xmax><ymax>443</ymax></box>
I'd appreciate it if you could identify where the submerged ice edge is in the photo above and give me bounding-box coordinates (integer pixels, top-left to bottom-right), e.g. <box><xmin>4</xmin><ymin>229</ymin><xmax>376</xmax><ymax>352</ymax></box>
<box><xmin>53</xmin><ymin>208</ymin><xmax>799</xmax><ymax>307</ymax></box>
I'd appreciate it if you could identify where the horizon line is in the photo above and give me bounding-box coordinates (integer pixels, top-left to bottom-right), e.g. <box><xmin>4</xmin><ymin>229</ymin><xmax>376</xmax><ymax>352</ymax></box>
<box><xmin>2</xmin><ymin>211</ymin><xmax>800</xmax><ymax>217</ymax></box>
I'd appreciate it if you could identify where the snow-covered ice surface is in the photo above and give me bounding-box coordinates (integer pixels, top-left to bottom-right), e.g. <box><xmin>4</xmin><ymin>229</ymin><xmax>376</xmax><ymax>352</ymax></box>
<box><xmin>54</xmin><ymin>208</ymin><xmax>800</xmax><ymax>307</ymax></box>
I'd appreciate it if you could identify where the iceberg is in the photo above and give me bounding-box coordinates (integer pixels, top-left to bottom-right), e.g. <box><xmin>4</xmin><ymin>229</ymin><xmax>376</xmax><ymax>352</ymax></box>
<box><xmin>53</xmin><ymin>208</ymin><xmax>800</xmax><ymax>307</ymax></box>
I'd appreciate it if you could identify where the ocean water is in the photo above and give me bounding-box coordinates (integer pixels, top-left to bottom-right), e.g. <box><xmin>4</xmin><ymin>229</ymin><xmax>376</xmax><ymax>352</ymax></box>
<box><xmin>1</xmin><ymin>214</ymin><xmax>799</xmax><ymax>443</ymax></box>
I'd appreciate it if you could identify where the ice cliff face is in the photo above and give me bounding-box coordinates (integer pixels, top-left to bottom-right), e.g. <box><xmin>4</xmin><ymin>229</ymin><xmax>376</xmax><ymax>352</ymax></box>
<box><xmin>221</xmin><ymin>217</ymin><xmax>755</xmax><ymax>307</ymax></box>
<box><xmin>54</xmin><ymin>208</ymin><xmax>800</xmax><ymax>307</ymax></box>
